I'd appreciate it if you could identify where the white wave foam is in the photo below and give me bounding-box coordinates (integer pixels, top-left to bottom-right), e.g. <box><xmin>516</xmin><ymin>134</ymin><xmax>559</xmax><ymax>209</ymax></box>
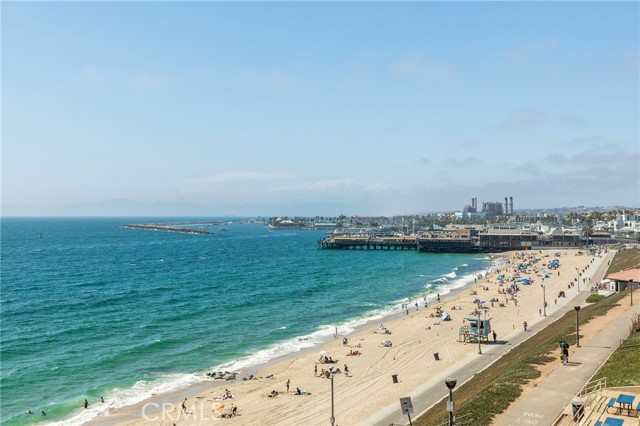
<box><xmin>44</xmin><ymin>373</ymin><xmax>203</xmax><ymax>426</ymax></box>
<box><xmin>44</xmin><ymin>259</ymin><xmax>496</xmax><ymax>426</ymax></box>
<box><xmin>217</xmin><ymin>312</ymin><xmax>387</xmax><ymax>372</ymax></box>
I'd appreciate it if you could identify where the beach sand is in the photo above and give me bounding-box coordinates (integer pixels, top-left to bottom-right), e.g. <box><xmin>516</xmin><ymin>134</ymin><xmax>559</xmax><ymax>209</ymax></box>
<box><xmin>95</xmin><ymin>248</ymin><xmax>608</xmax><ymax>426</ymax></box>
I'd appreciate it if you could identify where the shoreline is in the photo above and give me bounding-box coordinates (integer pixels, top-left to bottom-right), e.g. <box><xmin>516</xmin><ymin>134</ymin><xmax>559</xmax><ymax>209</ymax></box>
<box><xmin>80</xmin><ymin>255</ymin><xmax>503</xmax><ymax>426</ymax></box>
<box><xmin>87</xmin><ymin>246</ymin><xmax>602</xmax><ymax>425</ymax></box>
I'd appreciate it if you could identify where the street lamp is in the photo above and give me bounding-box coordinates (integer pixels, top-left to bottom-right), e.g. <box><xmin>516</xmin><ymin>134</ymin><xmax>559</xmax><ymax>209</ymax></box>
<box><xmin>542</xmin><ymin>284</ymin><xmax>547</xmax><ymax>316</ymax></box>
<box><xmin>477</xmin><ymin>309</ymin><xmax>482</xmax><ymax>354</ymax></box>
<box><xmin>330</xmin><ymin>373</ymin><xmax>335</xmax><ymax>426</ymax></box>
<box><xmin>445</xmin><ymin>378</ymin><xmax>457</xmax><ymax>426</ymax></box>
<box><xmin>574</xmin><ymin>306</ymin><xmax>581</xmax><ymax>347</ymax></box>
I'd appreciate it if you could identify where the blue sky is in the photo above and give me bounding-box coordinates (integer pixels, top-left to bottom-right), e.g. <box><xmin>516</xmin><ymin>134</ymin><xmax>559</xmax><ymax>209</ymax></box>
<box><xmin>2</xmin><ymin>1</ymin><xmax>639</xmax><ymax>216</ymax></box>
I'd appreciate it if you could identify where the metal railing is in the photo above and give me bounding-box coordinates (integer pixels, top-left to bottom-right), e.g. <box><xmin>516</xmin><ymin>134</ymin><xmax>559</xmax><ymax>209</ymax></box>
<box><xmin>571</xmin><ymin>377</ymin><xmax>607</xmax><ymax>426</ymax></box>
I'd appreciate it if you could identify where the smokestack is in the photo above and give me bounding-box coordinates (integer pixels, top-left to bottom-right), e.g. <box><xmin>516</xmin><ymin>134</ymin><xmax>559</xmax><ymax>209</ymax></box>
<box><xmin>504</xmin><ymin>197</ymin><xmax>508</xmax><ymax>215</ymax></box>
<box><xmin>509</xmin><ymin>197</ymin><xmax>513</xmax><ymax>215</ymax></box>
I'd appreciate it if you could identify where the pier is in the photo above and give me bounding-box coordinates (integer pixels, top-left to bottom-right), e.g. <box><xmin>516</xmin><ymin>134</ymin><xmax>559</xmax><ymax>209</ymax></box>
<box><xmin>318</xmin><ymin>235</ymin><xmax>418</xmax><ymax>250</ymax></box>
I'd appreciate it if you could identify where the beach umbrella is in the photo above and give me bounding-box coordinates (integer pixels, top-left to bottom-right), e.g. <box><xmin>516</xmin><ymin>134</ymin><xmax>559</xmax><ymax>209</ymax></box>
<box><xmin>319</xmin><ymin>350</ymin><xmax>329</xmax><ymax>356</ymax></box>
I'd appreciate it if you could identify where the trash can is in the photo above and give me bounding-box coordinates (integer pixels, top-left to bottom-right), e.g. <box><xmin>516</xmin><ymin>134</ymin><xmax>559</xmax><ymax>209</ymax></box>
<box><xmin>391</xmin><ymin>374</ymin><xmax>398</xmax><ymax>384</ymax></box>
<box><xmin>571</xmin><ymin>401</ymin><xmax>584</xmax><ymax>421</ymax></box>
<box><xmin>433</xmin><ymin>353</ymin><xmax>440</xmax><ymax>361</ymax></box>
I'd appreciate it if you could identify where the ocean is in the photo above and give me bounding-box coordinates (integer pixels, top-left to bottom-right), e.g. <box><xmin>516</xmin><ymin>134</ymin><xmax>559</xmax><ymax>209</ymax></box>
<box><xmin>0</xmin><ymin>218</ymin><xmax>494</xmax><ymax>426</ymax></box>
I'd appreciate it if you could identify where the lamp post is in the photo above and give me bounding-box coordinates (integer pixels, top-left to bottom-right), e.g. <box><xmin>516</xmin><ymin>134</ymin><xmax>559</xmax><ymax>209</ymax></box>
<box><xmin>445</xmin><ymin>378</ymin><xmax>457</xmax><ymax>426</ymax></box>
<box><xmin>477</xmin><ymin>309</ymin><xmax>482</xmax><ymax>354</ymax></box>
<box><xmin>542</xmin><ymin>284</ymin><xmax>547</xmax><ymax>316</ymax></box>
<box><xmin>574</xmin><ymin>306</ymin><xmax>581</xmax><ymax>347</ymax></box>
<box><xmin>330</xmin><ymin>373</ymin><xmax>335</xmax><ymax>426</ymax></box>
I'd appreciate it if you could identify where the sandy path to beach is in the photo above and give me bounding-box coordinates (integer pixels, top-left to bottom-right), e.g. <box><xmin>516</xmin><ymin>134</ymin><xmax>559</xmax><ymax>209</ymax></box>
<box><xmin>102</xmin><ymin>248</ymin><xmax>606</xmax><ymax>426</ymax></box>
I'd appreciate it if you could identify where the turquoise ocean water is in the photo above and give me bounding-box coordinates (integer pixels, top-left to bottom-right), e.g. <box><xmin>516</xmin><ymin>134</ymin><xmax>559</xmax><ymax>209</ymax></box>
<box><xmin>1</xmin><ymin>218</ymin><xmax>494</xmax><ymax>426</ymax></box>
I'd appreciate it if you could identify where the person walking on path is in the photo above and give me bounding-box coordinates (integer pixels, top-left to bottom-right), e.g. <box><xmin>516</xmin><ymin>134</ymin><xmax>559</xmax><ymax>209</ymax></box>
<box><xmin>523</xmin><ymin>321</ymin><xmax>528</xmax><ymax>332</ymax></box>
<box><xmin>560</xmin><ymin>341</ymin><xmax>570</xmax><ymax>364</ymax></box>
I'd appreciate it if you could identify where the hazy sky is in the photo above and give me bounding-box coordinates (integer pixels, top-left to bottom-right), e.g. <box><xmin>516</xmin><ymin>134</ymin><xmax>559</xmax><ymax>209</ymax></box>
<box><xmin>2</xmin><ymin>2</ymin><xmax>639</xmax><ymax>217</ymax></box>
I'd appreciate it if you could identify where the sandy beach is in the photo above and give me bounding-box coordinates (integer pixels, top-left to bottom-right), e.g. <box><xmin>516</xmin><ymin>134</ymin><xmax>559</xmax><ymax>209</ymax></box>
<box><xmin>95</xmin><ymin>248</ymin><xmax>608</xmax><ymax>426</ymax></box>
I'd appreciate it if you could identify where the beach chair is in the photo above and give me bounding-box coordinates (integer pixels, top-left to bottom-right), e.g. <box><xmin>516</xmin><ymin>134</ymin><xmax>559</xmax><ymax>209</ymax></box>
<box><xmin>606</xmin><ymin>397</ymin><xmax>616</xmax><ymax>413</ymax></box>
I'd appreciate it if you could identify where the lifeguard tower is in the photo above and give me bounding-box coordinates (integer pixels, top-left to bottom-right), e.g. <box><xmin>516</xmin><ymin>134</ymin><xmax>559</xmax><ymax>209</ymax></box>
<box><xmin>459</xmin><ymin>317</ymin><xmax>492</xmax><ymax>343</ymax></box>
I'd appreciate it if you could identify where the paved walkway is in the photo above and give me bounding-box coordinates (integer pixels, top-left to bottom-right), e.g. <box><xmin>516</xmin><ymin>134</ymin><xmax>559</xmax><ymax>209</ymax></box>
<box><xmin>498</xmin><ymin>296</ymin><xmax>639</xmax><ymax>426</ymax></box>
<box><xmin>370</xmin><ymin>251</ymin><xmax>637</xmax><ymax>426</ymax></box>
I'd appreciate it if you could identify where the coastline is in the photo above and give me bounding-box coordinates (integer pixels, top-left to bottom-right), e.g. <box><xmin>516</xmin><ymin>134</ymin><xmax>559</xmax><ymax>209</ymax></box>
<box><xmin>81</xmin><ymin>254</ymin><xmax>505</xmax><ymax>426</ymax></box>
<box><xmin>92</xmin><ymin>247</ymin><xmax>606</xmax><ymax>426</ymax></box>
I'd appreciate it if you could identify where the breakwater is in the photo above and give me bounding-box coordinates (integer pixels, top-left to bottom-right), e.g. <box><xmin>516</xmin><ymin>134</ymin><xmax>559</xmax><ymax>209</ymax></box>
<box><xmin>124</xmin><ymin>223</ymin><xmax>213</xmax><ymax>235</ymax></box>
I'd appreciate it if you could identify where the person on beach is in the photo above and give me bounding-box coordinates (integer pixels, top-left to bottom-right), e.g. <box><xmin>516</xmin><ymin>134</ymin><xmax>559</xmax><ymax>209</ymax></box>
<box><xmin>101</xmin><ymin>397</ymin><xmax>105</xmax><ymax>403</ymax></box>
<box><xmin>296</xmin><ymin>387</ymin><xmax>301</xmax><ymax>395</ymax></box>
<box><xmin>492</xmin><ymin>330</ymin><xmax>497</xmax><ymax>343</ymax></box>
<box><xmin>314</xmin><ymin>365</ymin><xmax>317</xmax><ymax>376</ymax></box>
<box><xmin>437</xmin><ymin>293</ymin><xmax>440</xmax><ymax>301</ymax></box>
<box><xmin>344</xmin><ymin>364</ymin><xmax>349</xmax><ymax>375</ymax></box>
<box><xmin>286</xmin><ymin>379</ymin><xmax>290</xmax><ymax>392</ymax></box>
<box><xmin>181</xmin><ymin>398</ymin><xmax>188</xmax><ymax>413</ymax></box>
<box><xmin>41</xmin><ymin>411</ymin><xmax>46</xmax><ymax>416</ymax></box>
<box><xmin>523</xmin><ymin>321</ymin><xmax>528</xmax><ymax>332</ymax></box>
<box><xmin>84</xmin><ymin>399</ymin><xmax>88</xmax><ymax>409</ymax></box>
<box><xmin>343</xmin><ymin>337</ymin><xmax>348</xmax><ymax>346</ymax></box>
